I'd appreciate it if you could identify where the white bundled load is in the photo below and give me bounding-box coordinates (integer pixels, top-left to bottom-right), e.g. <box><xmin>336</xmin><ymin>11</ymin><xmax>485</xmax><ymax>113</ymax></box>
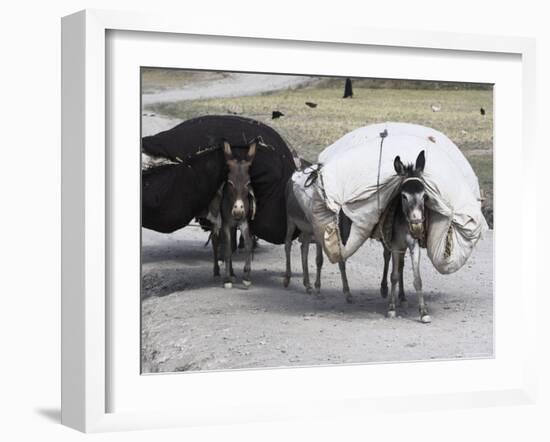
<box><xmin>292</xmin><ymin>122</ymin><xmax>488</xmax><ymax>274</ymax></box>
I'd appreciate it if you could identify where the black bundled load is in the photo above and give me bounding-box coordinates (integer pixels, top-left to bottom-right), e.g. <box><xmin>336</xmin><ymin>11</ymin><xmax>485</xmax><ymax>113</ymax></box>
<box><xmin>142</xmin><ymin>115</ymin><xmax>299</xmax><ymax>244</ymax></box>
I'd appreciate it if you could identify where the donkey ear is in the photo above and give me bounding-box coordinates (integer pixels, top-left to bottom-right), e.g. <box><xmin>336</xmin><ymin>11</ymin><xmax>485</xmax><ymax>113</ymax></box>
<box><xmin>394</xmin><ymin>155</ymin><xmax>405</xmax><ymax>175</ymax></box>
<box><xmin>223</xmin><ymin>140</ymin><xmax>233</xmax><ymax>161</ymax></box>
<box><xmin>247</xmin><ymin>140</ymin><xmax>257</xmax><ymax>162</ymax></box>
<box><xmin>415</xmin><ymin>150</ymin><xmax>426</xmax><ymax>172</ymax></box>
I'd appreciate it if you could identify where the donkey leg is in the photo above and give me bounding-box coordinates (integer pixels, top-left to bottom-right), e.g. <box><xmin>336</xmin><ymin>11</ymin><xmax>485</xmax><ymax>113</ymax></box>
<box><xmin>398</xmin><ymin>253</ymin><xmax>407</xmax><ymax>308</ymax></box>
<box><xmin>229</xmin><ymin>228</ymin><xmax>236</xmax><ymax>279</ymax></box>
<box><xmin>410</xmin><ymin>242</ymin><xmax>430</xmax><ymax>323</ymax></box>
<box><xmin>314</xmin><ymin>242</ymin><xmax>323</xmax><ymax>294</ymax></box>
<box><xmin>381</xmin><ymin>247</ymin><xmax>390</xmax><ymax>298</ymax></box>
<box><xmin>387</xmin><ymin>250</ymin><xmax>400</xmax><ymax>318</ymax></box>
<box><xmin>229</xmin><ymin>259</ymin><xmax>235</xmax><ymax>281</ymax></box>
<box><xmin>338</xmin><ymin>261</ymin><xmax>352</xmax><ymax>303</ymax></box>
<box><xmin>283</xmin><ymin>221</ymin><xmax>296</xmax><ymax>288</ymax></box>
<box><xmin>241</xmin><ymin>223</ymin><xmax>253</xmax><ymax>288</ymax></box>
<box><xmin>238</xmin><ymin>232</ymin><xmax>245</xmax><ymax>249</ymax></box>
<box><xmin>223</xmin><ymin>225</ymin><xmax>233</xmax><ymax>289</ymax></box>
<box><xmin>300</xmin><ymin>235</ymin><xmax>313</xmax><ymax>294</ymax></box>
<box><xmin>212</xmin><ymin>231</ymin><xmax>220</xmax><ymax>277</ymax></box>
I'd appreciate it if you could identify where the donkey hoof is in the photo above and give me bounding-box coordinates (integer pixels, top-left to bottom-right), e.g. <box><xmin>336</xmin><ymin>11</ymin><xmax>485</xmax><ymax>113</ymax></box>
<box><xmin>387</xmin><ymin>310</ymin><xmax>396</xmax><ymax>319</ymax></box>
<box><xmin>346</xmin><ymin>293</ymin><xmax>354</xmax><ymax>304</ymax></box>
<box><xmin>305</xmin><ymin>286</ymin><xmax>313</xmax><ymax>294</ymax></box>
<box><xmin>399</xmin><ymin>299</ymin><xmax>408</xmax><ymax>308</ymax></box>
<box><xmin>223</xmin><ymin>282</ymin><xmax>233</xmax><ymax>289</ymax></box>
<box><xmin>283</xmin><ymin>277</ymin><xmax>290</xmax><ymax>288</ymax></box>
<box><xmin>243</xmin><ymin>279</ymin><xmax>252</xmax><ymax>288</ymax></box>
<box><xmin>420</xmin><ymin>314</ymin><xmax>432</xmax><ymax>323</ymax></box>
<box><xmin>315</xmin><ymin>286</ymin><xmax>321</xmax><ymax>294</ymax></box>
<box><xmin>380</xmin><ymin>285</ymin><xmax>388</xmax><ymax>298</ymax></box>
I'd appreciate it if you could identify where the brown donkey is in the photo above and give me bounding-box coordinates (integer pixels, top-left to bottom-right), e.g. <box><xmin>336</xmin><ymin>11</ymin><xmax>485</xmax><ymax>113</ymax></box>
<box><xmin>220</xmin><ymin>139</ymin><xmax>257</xmax><ymax>289</ymax></box>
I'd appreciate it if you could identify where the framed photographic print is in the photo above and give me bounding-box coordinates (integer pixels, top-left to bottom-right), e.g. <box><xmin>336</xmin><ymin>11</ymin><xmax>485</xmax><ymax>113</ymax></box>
<box><xmin>61</xmin><ymin>9</ymin><xmax>537</xmax><ymax>432</ymax></box>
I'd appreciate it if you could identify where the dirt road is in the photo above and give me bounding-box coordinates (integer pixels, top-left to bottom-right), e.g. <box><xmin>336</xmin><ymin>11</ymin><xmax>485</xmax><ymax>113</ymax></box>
<box><xmin>142</xmin><ymin>73</ymin><xmax>316</xmax><ymax>106</ymax></box>
<box><xmin>141</xmin><ymin>227</ymin><xmax>493</xmax><ymax>373</ymax></box>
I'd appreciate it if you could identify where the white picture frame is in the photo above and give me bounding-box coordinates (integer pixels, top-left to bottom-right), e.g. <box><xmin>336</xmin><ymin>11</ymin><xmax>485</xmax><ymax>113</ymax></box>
<box><xmin>61</xmin><ymin>9</ymin><xmax>537</xmax><ymax>433</ymax></box>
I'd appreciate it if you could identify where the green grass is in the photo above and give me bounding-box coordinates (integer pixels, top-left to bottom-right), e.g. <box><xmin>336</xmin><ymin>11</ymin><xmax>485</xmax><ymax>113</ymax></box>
<box><xmin>147</xmin><ymin>85</ymin><xmax>493</xmax><ymax>226</ymax></box>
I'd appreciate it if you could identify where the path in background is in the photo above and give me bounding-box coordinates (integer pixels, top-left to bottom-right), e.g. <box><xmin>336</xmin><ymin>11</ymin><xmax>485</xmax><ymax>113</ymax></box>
<box><xmin>141</xmin><ymin>73</ymin><xmax>316</xmax><ymax>136</ymax></box>
<box><xmin>142</xmin><ymin>73</ymin><xmax>315</xmax><ymax>106</ymax></box>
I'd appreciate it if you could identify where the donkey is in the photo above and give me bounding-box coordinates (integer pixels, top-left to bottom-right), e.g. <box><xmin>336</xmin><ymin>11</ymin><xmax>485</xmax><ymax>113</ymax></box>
<box><xmin>379</xmin><ymin>150</ymin><xmax>431</xmax><ymax>323</ymax></box>
<box><xmin>219</xmin><ymin>139</ymin><xmax>257</xmax><ymax>289</ymax></box>
<box><xmin>283</xmin><ymin>175</ymin><xmax>353</xmax><ymax>303</ymax></box>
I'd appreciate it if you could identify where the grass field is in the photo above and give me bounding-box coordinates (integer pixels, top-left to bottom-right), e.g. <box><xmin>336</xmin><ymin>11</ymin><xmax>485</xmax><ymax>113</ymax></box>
<box><xmin>146</xmin><ymin>81</ymin><xmax>493</xmax><ymax>226</ymax></box>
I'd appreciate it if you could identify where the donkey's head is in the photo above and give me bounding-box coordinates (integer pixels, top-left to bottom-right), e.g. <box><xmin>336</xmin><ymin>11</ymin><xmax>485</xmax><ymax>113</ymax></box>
<box><xmin>393</xmin><ymin>150</ymin><xmax>427</xmax><ymax>239</ymax></box>
<box><xmin>223</xmin><ymin>139</ymin><xmax>257</xmax><ymax>221</ymax></box>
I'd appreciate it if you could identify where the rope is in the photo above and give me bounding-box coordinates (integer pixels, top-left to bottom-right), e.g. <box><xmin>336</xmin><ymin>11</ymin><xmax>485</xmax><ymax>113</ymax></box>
<box><xmin>173</xmin><ymin>144</ymin><xmax>221</xmax><ymax>164</ymax></box>
<box><xmin>376</xmin><ymin>129</ymin><xmax>388</xmax><ymax>214</ymax></box>
<box><xmin>303</xmin><ymin>163</ymin><xmax>331</xmax><ymax>223</ymax></box>
<box><xmin>144</xmin><ymin>135</ymin><xmax>284</xmax><ymax>171</ymax></box>
<box><xmin>304</xmin><ymin>163</ymin><xmax>322</xmax><ymax>188</ymax></box>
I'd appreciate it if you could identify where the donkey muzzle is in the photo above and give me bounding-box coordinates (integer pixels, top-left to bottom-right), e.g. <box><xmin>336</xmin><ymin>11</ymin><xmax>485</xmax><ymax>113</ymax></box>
<box><xmin>232</xmin><ymin>199</ymin><xmax>246</xmax><ymax>220</ymax></box>
<box><xmin>409</xmin><ymin>221</ymin><xmax>424</xmax><ymax>239</ymax></box>
<box><xmin>409</xmin><ymin>220</ymin><xmax>425</xmax><ymax>239</ymax></box>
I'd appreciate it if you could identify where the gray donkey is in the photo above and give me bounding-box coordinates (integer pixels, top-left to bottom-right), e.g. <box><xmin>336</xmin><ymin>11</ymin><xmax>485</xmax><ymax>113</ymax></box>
<box><xmin>379</xmin><ymin>150</ymin><xmax>431</xmax><ymax>323</ymax></box>
<box><xmin>219</xmin><ymin>139</ymin><xmax>257</xmax><ymax>289</ymax></box>
<box><xmin>283</xmin><ymin>171</ymin><xmax>353</xmax><ymax>303</ymax></box>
